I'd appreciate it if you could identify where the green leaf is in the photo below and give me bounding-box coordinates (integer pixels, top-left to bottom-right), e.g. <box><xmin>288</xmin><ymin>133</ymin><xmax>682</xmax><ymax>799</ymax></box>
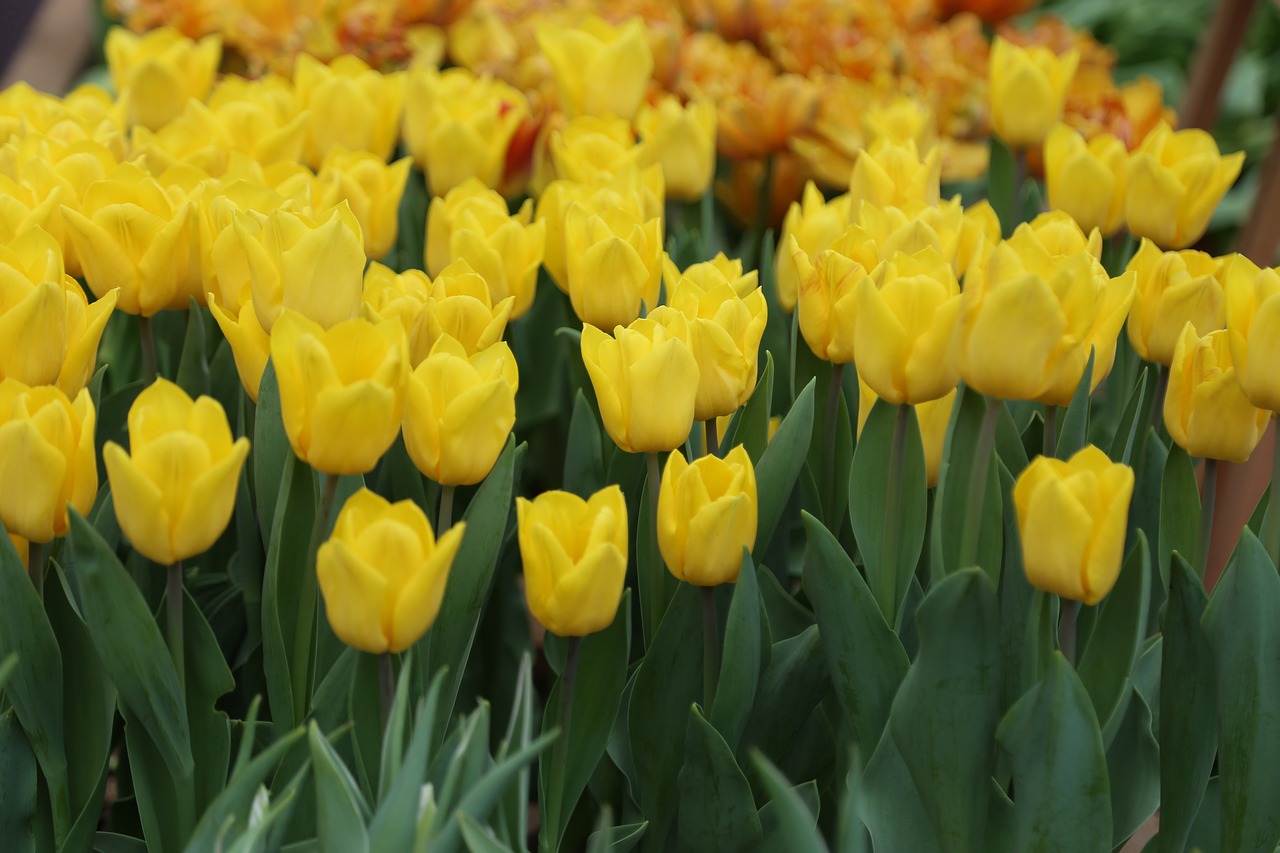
<box><xmin>1108</xmin><ymin>368</ymin><xmax>1150</xmax><ymax>465</ymax></box>
<box><xmin>754</xmin><ymin>378</ymin><xmax>815</xmax><ymax>554</ymax></box>
<box><xmin>995</xmin><ymin>653</ymin><xmax>1112</xmax><ymax>852</ymax></box>
<box><xmin>0</xmin><ymin>710</ymin><xmax>37</xmax><ymax>853</ymax></box>
<box><xmin>739</xmin><ymin>625</ymin><xmax>828</xmax><ymax>772</ymax></box>
<box><xmin>586</xmin><ymin>818</ymin><xmax>647</xmax><ymax>853</ymax></box>
<box><xmin>1077</xmin><ymin>532</ymin><xmax>1151</xmax><ymax>747</ymax></box>
<box><xmin>933</xmin><ymin>388</ymin><xmax>1003</xmax><ymax>581</ymax></box>
<box><xmin>861</xmin><ymin>731</ymin><xmax>943</xmax><ymax>850</ymax></box>
<box><xmin>369</xmin><ymin>684</ymin><xmax>442</xmax><ymax>853</ymax></box>
<box><xmin>177</xmin><ymin>587</ymin><xmax>235</xmax><ymax>817</ymax></box>
<box><xmin>122</xmin><ymin>706</ymin><xmax>192</xmax><ymax>852</ymax></box>
<box><xmin>1054</xmin><ymin>351</ymin><xmax>1094</xmax><ymax>460</ymax></box>
<box><xmin>309</xmin><ymin>723</ymin><xmax>370</xmax><ymax>853</ymax></box>
<box><xmin>175</xmin><ymin>301</ymin><xmax>210</xmax><ymax>399</ymax></box>
<box><xmin>749</xmin><ymin>752</ymin><xmax>828</xmax><ymax>853</ymax></box>
<box><xmin>677</xmin><ymin>705</ymin><xmax>763</xmax><ymax>852</ymax></box>
<box><xmin>1105</xmin><ymin>688</ymin><xmax>1159</xmax><ymax>846</ymax></box>
<box><xmin>628</xmin><ymin>585</ymin><xmax>702</xmax><ymax>851</ymax></box>
<box><xmin>1201</xmin><ymin>530</ymin><xmax>1280</xmax><ymax>852</ymax></box>
<box><xmin>801</xmin><ymin>512</ymin><xmax>907</xmax><ymax>759</ymax></box>
<box><xmin>496</xmin><ymin>654</ymin><xmax>535</xmax><ymax>852</ymax></box>
<box><xmin>848</xmin><ymin>401</ymin><xmax>927</xmax><ymax>625</ymax></box>
<box><xmin>760</xmin><ymin>780</ymin><xmax>822</xmax><ymax>851</ymax></box>
<box><xmin>987</xmin><ymin>138</ymin><xmax>1016</xmax><ymax>237</ymax></box>
<box><xmin>563</xmin><ymin>390</ymin><xmax>605</xmax><ymax>498</ymax></box>
<box><xmin>458</xmin><ymin>813</ymin><xmax>515</xmax><ymax>853</ymax></box>
<box><xmin>1159</xmin><ymin>444</ymin><xmax>1199</xmax><ymax>586</ymax></box>
<box><xmin>1158</xmin><ymin>554</ymin><xmax>1216</xmax><ymax>853</ymax></box>
<box><xmin>252</xmin><ymin>360</ymin><xmax>290</xmax><ymax>536</ymax></box>
<box><xmin>727</xmin><ymin>353</ymin><xmax>775</xmax><ymax>463</ymax></box>
<box><xmin>883</xmin><ymin>568</ymin><xmax>1001</xmax><ymax>852</ymax></box>
<box><xmin>710</xmin><ymin>551</ymin><xmax>761</xmax><ymax>751</ymax></box>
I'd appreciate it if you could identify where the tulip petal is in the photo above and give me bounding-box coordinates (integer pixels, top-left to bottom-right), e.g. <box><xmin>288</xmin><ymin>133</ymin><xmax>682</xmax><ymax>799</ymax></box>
<box><xmin>317</xmin><ymin>540</ymin><xmax>390</xmax><ymax>653</ymax></box>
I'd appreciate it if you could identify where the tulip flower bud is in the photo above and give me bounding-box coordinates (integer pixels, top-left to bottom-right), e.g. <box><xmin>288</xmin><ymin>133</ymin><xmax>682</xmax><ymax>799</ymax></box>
<box><xmin>206</xmin><ymin>75</ymin><xmax>309</xmax><ymax>167</ymax></box>
<box><xmin>1126</xmin><ymin>239</ymin><xmax>1224</xmax><ymax>365</ymax></box>
<box><xmin>839</xmin><ymin>198</ymin><xmax>966</xmax><ymax>273</ymax></box>
<box><xmin>1014</xmin><ymin>445</ymin><xmax>1133</xmax><ymax>606</ymax></box>
<box><xmin>536</xmin><ymin>16</ymin><xmax>653</xmax><ymax>120</ymax></box>
<box><xmin>104</xmin><ymin>379</ymin><xmax>249</xmax><ymax>565</ymax></box>
<box><xmin>315</xmin><ymin>150</ymin><xmax>412</xmax><ymax>261</ymax></box>
<box><xmin>776</xmin><ymin>183</ymin><xmax>851</xmax><ymax>313</ymax></box>
<box><xmin>862</xmin><ymin>97</ymin><xmax>938</xmax><ymax>153</ymax></box>
<box><xmin>857</xmin><ymin>378</ymin><xmax>955</xmax><ymax>488</ymax></box>
<box><xmin>1044</xmin><ymin>124</ymin><xmax>1127</xmax><ymax>237</ymax></box>
<box><xmin>666</xmin><ymin>255</ymin><xmax>767</xmax><ymax>420</ymax></box>
<box><xmin>408</xmin><ymin>259</ymin><xmax>514</xmax><ymax>365</ymax></box>
<box><xmin>853</xmin><ymin>248</ymin><xmax>962</xmax><ymax>405</ymax></box>
<box><xmin>1224</xmin><ymin>255</ymin><xmax>1280</xmax><ymax>413</ymax></box>
<box><xmin>1126</xmin><ymin>122</ymin><xmax>1244</xmax><ymax>250</ymax></box>
<box><xmin>293</xmin><ymin>55</ymin><xmax>405</xmax><ymax>167</ymax></box>
<box><xmin>361</xmin><ymin>262</ymin><xmax>430</xmax><ymax>340</ymax></box>
<box><xmin>208</xmin><ymin>292</ymin><xmax>271</xmax><ymax>402</ymax></box>
<box><xmin>987</xmin><ymin>37</ymin><xmax>1078</xmax><ymax>149</ymax></box>
<box><xmin>1165</xmin><ymin>324</ymin><xmax>1269</xmax><ymax>463</ymax></box>
<box><xmin>658</xmin><ymin>445</ymin><xmax>758</xmax><ymax>586</ymax></box>
<box><xmin>270</xmin><ymin>310</ymin><xmax>409</xmax><ymax>475</ymax></box>
<box><xmin>848</xmin><ymin>139</ymin><xmax>941</xmax><ymax>212</ymax></box>
<box><xmin>549</xmin><ymin>116</ymin><xmax>647</xmax><ymax>187</ymax></box>
<box><xmin>317</xmin><ymin>488</ymin><xmax>465</xmax><ymax>654</ymax></box>
<box><xmin>636</xmin><ymin>96</ymin><xmax>717</xmax><ymax>202</ymax></box>
<box><xmin>957</xmin><ymin>200</ymin><xmax>1001</xmax><ymax>277</ymax></box>
<box><xmin>581</xmin><ymin>308</ymin><xmax>700</xmax><ymax>454</ymax></box>
<box><xmin>517</xmin><ymin>486</ymin><xmax>628</xmax><ymax>637</ymax></box>
<box><xmin>565</xmin><ymin>201</ymin><xmax>663</xmax><ymax>330</ymax></box>
<box><xmin>403</xmin><ymin>338</ymin><xmax>517</xmax><ymax>486</ymax></box>
<box><xmin>789</xmin><ymin>235</ymin><xmax>866</xmax><ymax>364</ymax></box>
<box><xmin>105</xmin><ymin>26</ymin><xmax>221</xmax><ymax>131</ymax></box>
<box><xmin>0</xmin><ymin>380</ymin><xmax>96</xmax><ymax>543</ymax></box>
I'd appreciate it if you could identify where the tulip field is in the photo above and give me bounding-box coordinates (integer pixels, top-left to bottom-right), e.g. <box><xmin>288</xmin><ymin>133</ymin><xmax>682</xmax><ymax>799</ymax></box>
<box><xmin>1</xmin><ymin>0</ymin><xmax>1280</xmax><ymax>849</ymax></box>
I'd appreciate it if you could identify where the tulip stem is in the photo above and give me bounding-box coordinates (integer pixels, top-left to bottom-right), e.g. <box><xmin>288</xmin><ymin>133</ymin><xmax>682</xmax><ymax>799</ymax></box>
<box><xmin>549</xmin><ymin>634</ymin><xmax>581</xmax><ymax>834</ymax></box>
<box><xmin>959</xmin><ymin>396</ymin><xmax>1002</xmax><ymax>571</ymax></box>
<box><xmin>1043</xmin><ymin>405</ymin><xmax>1058</xmax><ymax>459</ymax></box>
<box><xmin>438</xmin><ymin>485</ymin><xmax>456</xmax><ymax>534</ymax></box>
<box><xmin>378</xmin><ymin>653</ymin><xmax>395</xmax><ymax>733</ymax></box>
<box><xmin>1197</xmin><ymin>459</ymin><xmax>1219</xmax><ymax>579</ymax></box>
<box><xmin>27</xmin><ymin>540</ymin><xmax>48</xmax><ymax>600</ymax></box>
<box><xmin>704</xmin><ymin>419</ymin><xmax>720</xmax><ymax>458</ymax></box>
<box><xmin>292</xmin><ymin>473</ymin><xmax>341</xmax><ymax>723</ymax></box>
<box><xmin>139</xmin><ymin>315</ymin><xmax>158</xmax><ymax>382</ymax></box>
<box><xmin>823</xmin><ymin>363</ymin><xmax>846</xmax><ymax>526</ymax></box>
<box><xmin>701</xmin><ymin>586</ymin><xmax>720</xmax><ymax>709</ymax></box>
<box><xmin>1148</xmin><ymin>365</ymin><xmax>1169</xmax><ymax>436</ymax></box>
<box><xmin>167</xmin><ymin>561</ymin><xmax>185</xmax><ymax>696</ymax></box>
<box><xmin>646</xmin><ymin>452</ymin><xmax>663</xmax><ymax>646</ymax></box>
<box><xmin>877</xmin><ymin>404</ymin><xmax>910</xmax><ymax>624</ymax></box>
<box><xmin>1059</xmin><ymin>598</ymin><xmax>1080</xmax><ymax>666</ymax></box>
<box><xmin>1266</xmin><ymin>421</ymin><xmax>1280</xmax><ymax>566</ymax></box>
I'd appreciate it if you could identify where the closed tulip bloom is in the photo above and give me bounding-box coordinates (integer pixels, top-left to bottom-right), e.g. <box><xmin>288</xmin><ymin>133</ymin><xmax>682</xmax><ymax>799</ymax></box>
<box><xmin>848</xmin><ymin>139</ymin><xmax>941</xmax><ymax>212</ymax></box>
<box><xmin>789</xmin><ymin>235</ymin><xmax>866</xmax><ymax>364</ymax></box>
<box><xmin>208</xmin><ymin>292</ymin><xmax>271</xmax><ymax>402</ymax></box>
<box><xmin>104</xmin><ymin>379</ymin><xmax>249</xmax><ymax>565</ymax></box>
<box><xmin>270</xmin><ymin>311</ymin><xmax>409</xmax><ymax>475</ymax></box>
<box><xmin>105</xmin><ymin>26</ymin><xmax>221</xmax><ymax>130</ymax></box>
<box><xmin>1126</xmin><ymin>122</ymin><xmax>1245</xmax><ymax>250</ymax></box>
<box><xmin>403</xmin><ymin>337</ymin><xmax>517</xmax><ymax>486</ymax></box>
<box><xmin>957</xmin><ymin>199</ymin><xmax>1001</xmax><ymax>277</ymax></box>
<box><xmin>0</xmin><ymin>226</ymin><xmax>117</xmax><ymax>395</ymax></box>
<box><xmin>0</xmin><ymin>380</ymin><xmax>96</xmax><ymax>543</ymax></box>
<box><xmin>403</xmin><ymin>67</ymin><xmax>529</xmax><ymax>196</ymax></box>
<box><xmin>197</xmin><ymin>181</ymin><xmax>294</xmax><ymax>318</ymax></box>
<box><xmin>1165</xmin><ymin>324</ymin><xmax>1269</xmax><ymax>462</ymax></box>
<box><xmin>658</xmin><ymin>445</ymin><xmax>757</xmax><ymax>586</ymax></box>
<box><xmin>862</xmin><ymin>96</ymin><xmax>939</xmax><ymax>152</ymax></box>
<box><xmin>858</xmin><ymin>377</ymin><xmax>955</xmax><ymax>488</ymax></box>
<box><xmin>61</xmin><ymin>163</ymin><xmax>197</xmax><ymax>316</ymax></box>
<box><xmin>636</xmin><ymin>96</ymin><xmax>716</xmax><ymax>201</ymax></box>
<box><xmin>1045</xmin><ymin>124</ymin><xmax>1127</xmax><ymax>237</ymax></box>
<box><xmin>236</xmin><ymin>202</ymin><xmax>365</xmax><ymax>333</ymax></box>
<box><xmin>582</xmin><ymin>309</ymin><xmax>700</xmax><ymax>453</ymax></box>
<box><xmin>536</xmin><ymin>16</ymin><xmax>653</xmax><ymax>120</ymax></box>
<box><xmin>206</xmin><ymin>75</ymin><xmax>308</xmax><ymax>167</ymax></box>
<box><xmin>1014</xmin><ymin>445</ymin><xmax>1133</xmax><ymax>605</ymax></box>
<box><xmin>838</xmin><ymin>198</ymin><xmax>966</xmax><ymax>272</ymax></box>
<box><xmin>565</xmin><ymin>201</ymin><xmax>663</xmax><ymax>330</ymax></box>
<box><xmin>517</xmin><ymin>486</ymin><xmax>627</xmax><ymax>637</ymax></box>
<box><xmin>362</xmin><ymin>262</ymin><xmax>430</xmax><ymax>340</ymax></box>
<box><xmin>549</xmin><ymin>116</ymin><xmax>647</xmax><ymax>187</ymax></box>
<box><xmin>667</xmin><ymin>256</ymin><xmax>768</xmax><ymax>420</ymax></box>
<box><xmin>776</xmin><ymin>184</ymin><xmax>851</xmax><ymax>313</ymax></box>
<box><xmin>988</xmin><ymin>37</ymin><xmax>1079</xmax><ymax>149</ymax></box>
<box><xmin>1126</xmin><ymin>239</ymin><xmax>1224</xmax><ymax>365</ymax></box>
<box><xmin>1224</xmin><ymin>255</ymin><xmax>1280</xmax><ymax>412</ymax></box>
<box><xmin>315</xmin><ymin>150</ymin><xmax>412</xmax><ymax>260</ymax></box>
<box><xmin>853</xmin><ymin>248</ymin><xmax>962</xmax><ymax>405</ymax></box>
<box><xmin>294</xmin><ymin>54</ymin><xmax>405</xmax><ymax>167</ymax></box>
<box><xmin>317</xmin><ymin>488</ymin><xmax>464</xmax><ymax>654</ymax></box>
<box><xmin>408</xmin><ymin>259</ymin><xmax>514</xmax><ymax>365</ymax></box>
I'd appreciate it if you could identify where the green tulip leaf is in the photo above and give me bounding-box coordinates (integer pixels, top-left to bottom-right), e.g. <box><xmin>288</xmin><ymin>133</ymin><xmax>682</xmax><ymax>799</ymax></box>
<box><xmin>1159</xmin><ymin>444</ymin><xmax>1199</xmax><ymax>587</ymax></box>
<box><xmin>677</xmin><ymin>705</ymin><xmax>763</xmax><ymax>852</ymax></box>
<box><xmin>496</xmin><ymin>654</ymin><xmax>536</xmax><ymax>852</ymax></box>
<box><xmin>1055</xmin><ymin>349</ymin><xmax>1094</xmax><ymax>460</ymax></box>
<box><xmin>749</xmin><ymin>752</ymin><xmax>829</xmax><ymax>853</ymax></box>
<box><xmin>586</xmin><ymin>819</ymin><xmax>648</xmax><ymax>853</ymax></box>
<box><xmin>564</xmin><ymin>389</ymin><xmax>605</xmax><ymax>498</ymax></box>
<box><xmin>727</xmin><ymin>352</ymin><xmax>775</xmax><ymax>463</ymax></box>
<box><xmin>175</xmin><ymin>300</ymin><xmax>210</xmax><ymax>399</ymax></box>
<box><xmin>932</xmin><ymin>387</ymin><xmax>1003</xmax><ymax>582</ymax></box>
<box><xmin>252</xmin><ymin>360</ymin><xmax>290</xmax><ymax>535</ymax></box>
<box><xmin>0</xmin><ymin>710</ymin><xmax>37</xmax><ymax>853</ymax></box>
<box><xmin>740</xmin><ymin>625</ymin><xmax>829</xmax><ymax>770</ymax></box>
<box><xmin>175</xmin><ymin>587</ymin><xmax>235</xmax><ymax>817</ymax></box>
<box><xmin>1105</xmin><ymin>687</ymin><xmax>1160</xmax><ymax>845</ymax></box>
<box><xmin>760</xmin><ymin>780</ymin><xmax>822</xmax><ymax>851</ymax></box>
<box><xmin>711</xmin><ymin>550</ymin><xmax>762</xmax><ymax>751</ymax></box>
<box><xmin>458</xmin><ymin>813</ymin><xmax>515</xmax><ymax>853</ymax></box>
<box><xmin>754</xmin><ymin>378</ymin><xmax>815</xmax><ymax>554</ymax></box>
<box><xmin>1108</xmin><ymin>367</ymin><xmax>1151</xmax><ymax>466</ymax></box>
<box><xmin>861</xmin><ymin>729</ymin><xmax>944</xmax><ymax>850</ymax></box>
<box><xmin>369</xmin><ymin>675</ymin><xmax>445</xmax><ymax>853</ymax></box>
<box><xmin>309</xmin><ymin>722</ymin><xmax>371</xmax><ymax>853</ymax></box>
<box><xmin>987</xmin><ymin>138</ymin><xmax>1017</xmax><ymax>237</ymax></box>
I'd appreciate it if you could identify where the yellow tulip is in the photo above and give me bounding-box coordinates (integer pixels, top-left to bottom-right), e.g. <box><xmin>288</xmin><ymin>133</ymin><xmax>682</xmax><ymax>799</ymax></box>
<box><xmin>270</xmin><ymin>310</ymin><xmax>409</xmax><ymax>475</ymax></box>
<box><xmin>667</xmin><ymin>255</ymin><xmax>768</xmax><ymax>420</ymax></box>
<box><xmin>837</xmin><ymin>198</ymin><xmax>966</xmax><ymax>273</ymax></box>
<box><xmin>208</xmin><ymin>292</ymin><xmax>271</xmax><ymax>402</ymax></box>
<box><xmin>657</xmin><ymin>445</ymin><xmax>757</xmax><ymax>586</ymax></box>
<box><xmin>1014</xmin><ymin>445</ymin><xmax>1134</xmax><ymax>605</ymax></box>
<box><xmin>103</xmin><ymin>379</ymin><xmax>249</xmax><ymax>565</ymax></box>
<box><xmin>1126</xmin><ymin>239</ymin><xmax>1224</xmax><ymax>365</ymax></box>
<box><xmin>0</xmin><ymin>226</ymin><xmax>117</xmax><ymax>395</ymax></box>
<box><xmin>536</xmin><ymin>16</ymin><xmax>653</xmax><ymax>120</ymax></box>
<box><xmin>408</xmin><ymin>259</ymin><xmax>514</xmax><ymax>365</ymax></box>
<box><xmin>1044</xmin><ymin>124</ymin><xmax>1127</xmax><ymax>237</ymax></box>
<box><xmin>403</xmin><ymin>67</ymin><xmax>529</xmax><ymax>196</ymax></box>
<box><xmin>128</xmin><ymin>100</ymin><xmax>232</xmax><ymax>177</ymax></box>
<box><xmin>206</xmin><ymin>74</ymin><xmax>308</xmax><ymax>167</ymax></box>
<box><xmin>105</xmin><ymin>26</ymin><xmax>221</xmax><ymax>131</ymax></box>
<box><xmin>636</xmin><ymin>96</ymin><xmax>717</xmax><ymax>202</ymax></box>
<box><xmin>775</xmin><ymin>183</ymin><xmax>851</xmax><ymax>313</ymax></box>
<box><xmin>362</xmin><ymin>262</ymin><xmax>430</xmax><ymax>340</ymax></box>
<box><xmin>7</xmin><ymin>531</ymin><xmax>27</xmax><ymax>570</ymax></box>
<box><xmin>293</xmin><ymin>54</ymin><xmax>405</xmax><ymax>167</ymax></box>
<box><xmin>564</xmin><ymin>201</ymin><xmax>663</xmax><ymax>330</ymax></box>
<box><xmin>403</xmin><ymin>337</ymin><xmax>517</xmax><ymax>486</ymax></box>
<box><xmin>317</xmin><ymin>488</ymin><xmax>465</xmax><ymax>654</ymax></box>
<box><xmin>853</xmin><ymin>248</ymin><xmax>961</xmax><ymax>405</ymax></box>
<box><xmin>1224</xmin><ymin>255</ymin><xmax>1280</xmax><ymax>412</ymax></box>
<box><xmin>857</xmin><ymin>377</ymin><xmax>955</xmax><ymax>488</ymax></box>
<box><xmin>848</xmin><ymin>139</ymin><xmax>941</xmax><ymax>212</ymax></box>
<box><xmin>197</xmin><ymin>180</ymin><xmax>295</xmax><ymax>317</ymax></box>
<box><xmin>0</xmin><ymin>174</ymin><xmax>63</xmax><ymax>247</ymax></box>
<box><xmin>1165</xmin><ymin>324</ymin><xmax>1269</xmax><ymax>462</ymax></box>
<box><xmin>988</xmin><ymin>37</ymin><xmax>1078</xmax><ymax>149</ymax></box>
<box><xmin>957</xmin><ymin>199</ymin><xmax>1001</xmax><ymax>277</ymax></box>
<box><xmin>1126</xmin><ymin>122</ymin><xmax>1245</xmax><ymax>250</ymax></box>
<box><xmin>789</xmin><ymin>235</ymin><xmax>866</xmax><ymax>364</ymax></box>
<box><xmin>235</xmin><ymin>202</ymin><xmax>365</xmax><ymax>333</ymax></box>
<box><xmin>517</xmin><ymin>486</ymin><xmax>627</xmax><ymax>637</ymax></box>
<box><xmin>0</xmin><ymin>380</ymin><xmax>96</xmax><ymax>543</ymax></box>
<box><xmin>581</xmin><ymin>308</ymin><xmax>700</xmax><ymax>454</ymax></box>
<box><xmin>315</xmin><ymin>150</ymin><xmax>412</xmax><ymax>261</ymax></box>
<box><xmin>862</xmin><ymin>96</ymin><xmax>938</xmax><ymax>154</ymax></box>
<box><xmin>548</xmin><ymin>116</ymin><xmax>646</xmax><ymax>187</ymax></box>
<box><xmin>61</xmin><ymin>162</ymin><xmax>197</xmax><ymax>316</ymax></box>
